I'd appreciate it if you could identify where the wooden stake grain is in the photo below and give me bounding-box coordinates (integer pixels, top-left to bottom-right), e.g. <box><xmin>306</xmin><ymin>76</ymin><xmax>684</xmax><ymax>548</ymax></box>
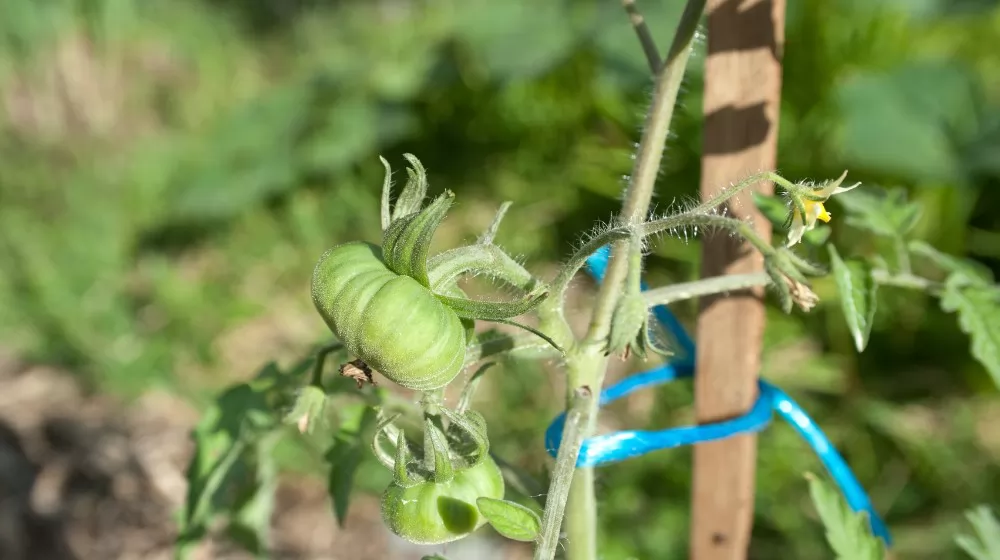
<box><xmin>691</xmin><ymin>1</ymin><xmax>786</xmax><ymax>558</ymax></box>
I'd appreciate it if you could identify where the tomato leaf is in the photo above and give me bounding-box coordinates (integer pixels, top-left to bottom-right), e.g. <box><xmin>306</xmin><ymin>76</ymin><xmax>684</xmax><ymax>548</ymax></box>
<box><xmin>225</xmin><ymin>435</ymin><xmax>280</xmax><ymax>558</ymax></box>
<box><xmin>956</xmin><ymin>506</ymin><xmax>1000</xmax><ymax>560</ymax></box>
<box><xmin>939</xmin><ymin>275</ymin><xmax>1000</xmax><ymax>388</ymax></box>
<box><xmin>477</xmin><ymin>497</ymin><xmax>541</xmax><ymax>542</ymax></box>
<box><xmin>834</xmin><ymin>187</ymin><xmax>923</xmax><ymax>239</ymax></box>
<box><xmin>828</xmin><ymin>245</ymin><xmax>878</xmax><ymax>352</ymax></box>
<box><xmin>325</xmin><ymin>406</ymin><xmax>378</xmax><ymax>527</ymax></box>
<box><xmin>176</xmin><ymin>361</ymin><xmax>299</xmax><ymax>557</ymax></box>
<box><xmin>909</xmin><ymin>241</ymin><xmax>994</xmax><ymax>286</ymax></box>
<box><xmin>806</xmin><ymin>473</ymin><xmax>887</xmax><ymax>560</ymax></box>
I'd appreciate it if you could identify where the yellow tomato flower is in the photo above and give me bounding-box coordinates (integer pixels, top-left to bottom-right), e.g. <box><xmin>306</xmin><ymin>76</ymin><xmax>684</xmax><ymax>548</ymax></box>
<box><xmin>785</xmin><ymin>171</ymin><xmax>859</xmax><ymax>247</ymax></box>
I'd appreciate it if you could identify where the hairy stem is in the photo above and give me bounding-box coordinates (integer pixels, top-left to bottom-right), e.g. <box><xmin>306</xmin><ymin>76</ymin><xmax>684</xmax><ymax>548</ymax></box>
<box><xmin>534</xmin><ymin>387</ymin><xmax>594</xmax><ymax>560</ymax></box>
<box><xmin>585</xmin><ymin>0</ymin><xmax>706</xmax><ymax>345</ymax></box>
<box><xmin>463</xmin><ymin>331</ymin><xmax>558</xmax><ymax>367</ymax></box>
<box><xmin>873</xmin><ymin>269</ymin><xmax>939</xmax><ymax>293</ymax></box>
<box><xmin>310</xmin><ymin>342</ymin><xmax>343</xmax><ymax>387</ymax></box>
<box><xmin>643</xmin><ymin>272</ymin><xmax>772</xmax><ymax>307</ymax></box>
<box><xmin>560</xmin><ymin>3</ymin><xmax>707</xmax><ymax>559</ymax></box>
<box><xmin>428</xmin><ymin>244</ymin><xmax>540</xmax><ymax>293</ymax></box>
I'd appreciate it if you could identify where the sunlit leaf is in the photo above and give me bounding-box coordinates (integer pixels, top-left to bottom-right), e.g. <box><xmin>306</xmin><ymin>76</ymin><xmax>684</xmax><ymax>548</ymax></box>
<box><xmin>807</xmin><ymin>473</ymin><xmax>887</xmax><ymax>560</ymax></box>
<box><xmin>834</xmin><ymin>187</ymin><xmax>923</xmax><ymax>239</ymax></box>
<box><xmin>909</xmin><ymin>241</ymin><xmax>994</xmax><ymax>286</ymax></box>
<box><xmin>476</xmin><ymin>497</ymin><xmax>542</xmax><ymax>542</ymax></box>
<box><xmin>326</xmin><ymin>406</ymin><xmax>378</xmax><ymax>527</ymax></box>
<box><xmin>940</xmin><ymin>275</ymin><xmax>1000</xmax><ymax>388</ymax></box>
<box><xmin>828</xmin><ymin>245</ymin><xmax>878</xmax><ymax>352</ymax></box>
<box><xmin>956</xmin><ymin>506</ymin><xmax>1000</xmax><ymax>560</ymax></box>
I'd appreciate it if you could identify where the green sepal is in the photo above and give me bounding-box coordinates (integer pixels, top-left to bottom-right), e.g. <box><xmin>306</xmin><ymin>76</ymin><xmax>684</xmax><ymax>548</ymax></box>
<box><xmin>766</xmin><ymin>258</ymin><xmax>794</xmax><ymax>314</ymax></box>
<box><xmin>441</xmin><ymin>407</ymin><xmax>489</xmax><ymax>467</ymax></box>
<box><xmin>457</xmin><ymin>362</ymin><xmax>495</xmax><ymax>413</ymax></box>
<box><xmin>608</xmin><ymin>290</ymin><xmax>648</xmax><ymax>358</ymax></box>
<box><xmin>391</xmin><ymin>153</ymin><xmax>430</xmax><ymax>222</ymax></box>
<box><xmin>607</xmin><ymin>238</ymin><xmax>666</xmax><ymax>359</ymax></box>
<box><xmin>382</xmin><ymin>191</ymin><xmax>454</xmax><ymax>287</ymax></box>
<box><xmin>425</xmin><ymin>417</ymin><xmax>455</xmax><ymax>483</ymax></box>
<box><xmin>478</xmin><ymin>201</ymin><xmax>512</xmax><ymax>245</ymax></box>
<box><xmin>370</xmin><ymin>412</ymin><xmax>402</xmax><ymax>471</ymax></box>
<box><xmin>379</xmin><ymin>156</ymin><xmax>392</xmax><ymax>231</ymax></box>
<box><xmin>393</xmin><ymin>430</ymin><xmax>414</xmax><ymax>487</ymax></box>
<box><xmin>634</xmin><ymin>315</ymin><xmax>673</xmax><ymax>359</ymax></box>
<box><xmin>282</xmin><ymin>385</ymin><xmax>328</xmax><ymax>434</ymax></box>
<box><xmin>436</xmin><ymin>289</ymin><xmax>547</xmax><ymax>321</ymax></box>
<box><xmin>428</xmin><ymin>244</ymin><xmax>540</xmax><ymax>294</ymax></box>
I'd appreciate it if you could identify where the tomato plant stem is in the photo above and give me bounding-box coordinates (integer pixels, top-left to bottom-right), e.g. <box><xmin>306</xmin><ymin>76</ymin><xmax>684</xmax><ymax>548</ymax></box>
<box><xmin>559</xmin><ymin>2</ymin><xmax>706</xmax><ymax>559</ymax></box>
<box><xmin>534</xmin><ymin>386</ymin><xmax>593</xmax><ymax>560</ymax></box>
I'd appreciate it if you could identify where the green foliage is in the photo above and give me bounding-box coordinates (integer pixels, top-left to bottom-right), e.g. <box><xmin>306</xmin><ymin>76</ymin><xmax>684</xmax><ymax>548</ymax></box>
<box><xmin>835</xmin><ymin>188</ymin><xmax>924</xmax><ymax>239</ymax></box>
<box><xmin>940</xmin><ymin>276</ymin><xmax>1000</xmax><ymax>387</ymax></box>
<box><xmin>0</xmin><ymin>0</ymin><xmax>999</xmax><ymax>558</ymax></box>
<box><xmin>177</xmin><ymin>360</ymin><xmax>302</xmax><ymax>558</ymax></box>
<box><xmin>476</xmin><ymin>497</ymin><xmax>542</xmax><ymax>542</ymax></box>
<box><xmin>325</xmin><ymin>405</ymin><xmax>378</xmax><ymax>527</ymax></box>
<box><xmin>956</xmin><ymin>506</ymin><xmax>1000</xmax><ymax>560</ymax></box>
<box><xmin>807</xmin><ymin>473</ymin><xmax>887</xmax><ymax>560</ymax></box>
<box><xmin>828</xmin><ymin>245</ymin><xmax>878</xmax><ymax>352</ymax></box>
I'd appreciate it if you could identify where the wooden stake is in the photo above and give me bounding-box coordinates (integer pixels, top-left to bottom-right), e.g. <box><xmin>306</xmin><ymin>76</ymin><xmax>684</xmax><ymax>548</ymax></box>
<box><xmin>691</xmin><ymin>1</ymin><xmax>786</xmax><ymax>559</ymax></box>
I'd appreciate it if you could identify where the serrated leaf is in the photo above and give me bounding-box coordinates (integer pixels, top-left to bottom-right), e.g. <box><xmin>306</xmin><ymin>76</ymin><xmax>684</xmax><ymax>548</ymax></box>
<box><xmin>226</xmin><ymin>436</ymin><xmax>279</xmax><ymax>559</ymax></box>
<box><xmin>910</xmin><ymin>241</ymin><xmax>993</xmax><ymax>286</ymax></box>
<box><xmin>476</xmin><ymin>497</ymin><xmax>541</xmax><ymax>542</ymax></box>
<box><xmin>325</xmin><ymin>406</ymin><xmax>378</xmax><ymax>527</ymax></box>
<box><xmin>834</xmin><ymin>187</ymin><xmax>923</xmax><ymax>239</ymax></box>
<box><xmin>828</xmin><ymin>245</ymin><xmax>878</xmax><ymax>352</ymax></box>
<box><xmin>956</xmin><ymin>506</ymin><xmax>1000</xmax><ymax>560</ymax></box>
<box><xmin>807</xmin><ymin>473</ymin><xmax>887</xmax><ymax>560</ymax></box>
<box><xmin>177</xmin><ymin>362</ymin><xmax>297</xmax><ymax>556</ymax></box>
<box><xmin>940</xmin><ymin>275</ymin><xmax>1000</xmax><ymax>388</ymax></box>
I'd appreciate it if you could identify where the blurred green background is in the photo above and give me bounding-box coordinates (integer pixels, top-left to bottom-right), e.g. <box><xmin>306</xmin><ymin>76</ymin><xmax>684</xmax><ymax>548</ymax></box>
<box><xmin>1</xmin><ymin>0</ymin><xmax>999</xmax><ymax>558</ymax></box>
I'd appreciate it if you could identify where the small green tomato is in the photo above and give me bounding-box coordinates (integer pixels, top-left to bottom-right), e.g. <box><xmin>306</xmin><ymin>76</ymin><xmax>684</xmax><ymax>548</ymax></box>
<box><xmin>311</xmin><ymin>241</ymin><xmax>467</xmax><ymax>392</ymax></box>
<box><xmin>380</xmin><ymin>456</ymin><xmax>505</xmax><ymax>545</ymax></box>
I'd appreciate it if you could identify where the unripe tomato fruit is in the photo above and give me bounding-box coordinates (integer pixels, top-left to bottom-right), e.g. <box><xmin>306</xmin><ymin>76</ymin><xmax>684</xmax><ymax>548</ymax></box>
<box><xmin>380</xmin><ymin>456</ymin><xmax>505</xmax><ymax>545</ymax></box>
<box><xmin>311</xmin><ymin>241</ymin><xmax>467</xmax><ymax>391</ymax></box>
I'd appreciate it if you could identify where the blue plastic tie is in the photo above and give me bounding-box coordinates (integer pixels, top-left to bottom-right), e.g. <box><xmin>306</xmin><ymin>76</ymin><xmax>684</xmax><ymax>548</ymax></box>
<box><xmin>543</xmin><ymin>245</ymin><xmax>891</xmax><ymax>544</ymax></box>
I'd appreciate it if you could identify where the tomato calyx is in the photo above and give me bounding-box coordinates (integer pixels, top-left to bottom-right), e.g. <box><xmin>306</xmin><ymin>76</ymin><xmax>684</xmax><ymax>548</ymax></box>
<box><xmin>377</xmin><ymin>155</ymin><xmax>555</xmax><ymax>340</ymax></box>
<box><xmin>372</xmin><ymin>405</ymin><xmax>490</xmax><ymax>488</ymax></box>
<box><xmin>373</xmin><ymin>403</ymin><xmax>505</xmax><ymax>545</ymax></box>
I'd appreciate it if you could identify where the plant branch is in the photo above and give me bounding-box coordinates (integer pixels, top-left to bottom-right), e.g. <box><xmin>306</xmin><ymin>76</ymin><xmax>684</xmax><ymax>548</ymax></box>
<box><xmin>584</xmin><ymin>0</ymin><xmax>707</xmax><ymax>346</ymax></box>
<box><xmin>463</xmin><ymin>331</ymin><xmax>558</xmax><ymax>367</ymax></box>
<box><xmin>643</xmin><ymin>272</ymin><xmax>772</xmax><ymax>307</ymax></box>
<box><xmin>873</xmin><ymin>269</ymin><xmax>939</xmax><ymax>293</ymax></box>
<box><xmin>534</xmin><ymin>386</ymin><xmax>594</xmax><ymax>560</ymax></box>
<box><xmin>621</xmin><ymin>0</ymin><xmax>662</xmax><ymax>72</ymax></box>
<box><xmin>310</xmin><ymin>342</ymin><xmax>343</xmax><ymax>387</ymax></box>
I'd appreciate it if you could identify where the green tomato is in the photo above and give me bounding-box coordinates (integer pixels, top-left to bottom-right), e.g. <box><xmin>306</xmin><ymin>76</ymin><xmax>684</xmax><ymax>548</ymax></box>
<box><xmin>311</xmin><ymin>241</ymin><xmax>467</xmax><ymax>391</ymax></box>
<box><xmin>380</xmin><ymin>456</ymin><xmax>505</xmax><ymax>545</ymax></box>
